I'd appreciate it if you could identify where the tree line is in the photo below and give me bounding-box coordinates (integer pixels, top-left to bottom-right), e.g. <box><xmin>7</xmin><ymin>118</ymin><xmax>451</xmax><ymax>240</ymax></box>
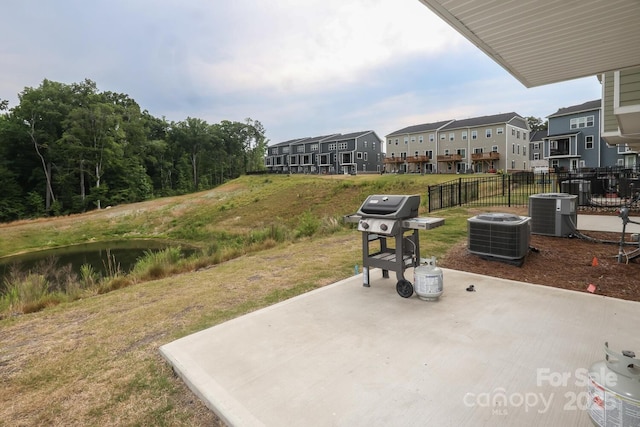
<box><xmin>0</xmin><ymin>79</ymin><xmax>268</xmax><ymax>222</ymax></box>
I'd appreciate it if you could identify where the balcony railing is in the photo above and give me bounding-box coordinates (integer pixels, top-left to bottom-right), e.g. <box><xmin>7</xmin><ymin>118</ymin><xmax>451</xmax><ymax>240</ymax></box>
<box><xmin>406</xmin><ymin>155</ymin><xmax>430</xmax><ymax>163</ymax></box>
<box><xmin>383</xmin><ymin>156</ymin><xmax>405</xmax><ymax>164</ymax></box>
<box><xmin>471</xmin><ymin>152</ymin><xmax>500</xmax><ymax>161</ymax></box>
<box><xmin>437</xmin><ymin>154</ymin><xmax>463</xmax><ymax>162</ymax></box>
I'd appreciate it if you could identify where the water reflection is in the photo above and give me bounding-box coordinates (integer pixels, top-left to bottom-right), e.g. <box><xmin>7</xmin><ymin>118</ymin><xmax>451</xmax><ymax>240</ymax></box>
<box><xmin>0</xmin><ymin>240</ymin><xmax>197</xmax><ymax>286</ymax></box>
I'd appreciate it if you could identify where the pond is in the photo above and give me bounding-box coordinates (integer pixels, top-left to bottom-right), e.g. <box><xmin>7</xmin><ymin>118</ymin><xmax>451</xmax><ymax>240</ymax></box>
<box><xmin>0</xmin><ymin>240</ymin><xmax>199</xmax><ymax>287</ymax></box>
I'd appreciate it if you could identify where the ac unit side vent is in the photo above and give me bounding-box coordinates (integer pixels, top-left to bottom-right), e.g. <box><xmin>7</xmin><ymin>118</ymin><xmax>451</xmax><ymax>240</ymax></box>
<box><xmin>529</xmin><ymin>197</ymin><xmax>557</xmax><ymax>235</ymax></box>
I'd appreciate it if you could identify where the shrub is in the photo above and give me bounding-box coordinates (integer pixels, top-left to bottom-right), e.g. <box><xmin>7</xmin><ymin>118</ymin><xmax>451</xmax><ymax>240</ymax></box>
<box><xmin>295</xmin><ymin>211</ymin><xmax>320</xmax><ymax>238</ymax></box>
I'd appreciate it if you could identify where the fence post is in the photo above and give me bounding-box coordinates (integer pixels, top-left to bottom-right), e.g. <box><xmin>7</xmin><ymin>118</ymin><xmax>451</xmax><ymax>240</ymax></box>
<box><xmin>458</xmin><ymin>178</ymin><xmax>462</xmax><ymax>207</ymax></box>
<box><xmin>508</xmin><ymin>174</ymin><xmax>512</xmax><ymax>207</ymax></box>
<box><xmin>427</xmin><ymin>186</ymin><xmax>432</xmax><ymax>212</ymax></box>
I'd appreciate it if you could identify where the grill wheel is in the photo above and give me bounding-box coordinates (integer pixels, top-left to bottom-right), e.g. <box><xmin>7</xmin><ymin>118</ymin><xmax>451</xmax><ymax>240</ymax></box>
<box><xmin>396</xmin><ymin>279</ymin><xmax>414</xmax><ymax>298</ymax></box>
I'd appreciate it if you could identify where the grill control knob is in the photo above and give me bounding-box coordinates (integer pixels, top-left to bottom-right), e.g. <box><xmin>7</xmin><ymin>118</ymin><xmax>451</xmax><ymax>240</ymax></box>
<box><xmin>380</xmin><ymin>223</ymin><xmax>388</xmax><ymax>231</ymax></box>
<box><xmin>360</xmin><ymin>221</ymin><xmax>369</xmax><ymax>229</ymax></box>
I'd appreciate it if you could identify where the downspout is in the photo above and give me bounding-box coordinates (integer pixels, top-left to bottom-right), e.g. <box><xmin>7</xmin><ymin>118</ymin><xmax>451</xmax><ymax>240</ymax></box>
<box><xmin>467</xmin><ymin>126</ymin><xmax>471</xmax><ymax>172</ymax></box>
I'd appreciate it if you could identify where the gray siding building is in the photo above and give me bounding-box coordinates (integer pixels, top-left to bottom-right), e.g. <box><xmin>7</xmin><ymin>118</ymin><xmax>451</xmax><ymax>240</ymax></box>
<box><xmin>265</xmin><ymin>131</ymin><xmax>383</xmax><ymax>174</ymax></box>
<box><xmin>545</xmin><ymin>99</ymin><xmax>621</xmax><ymax>171</ymax></box>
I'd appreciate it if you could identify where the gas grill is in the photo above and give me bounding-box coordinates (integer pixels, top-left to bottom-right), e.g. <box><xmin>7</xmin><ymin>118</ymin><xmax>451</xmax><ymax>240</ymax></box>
<box><xmin>346</xmin><ymin>194</ymin><xmax>444</xmax><ymax>298</ymax></box>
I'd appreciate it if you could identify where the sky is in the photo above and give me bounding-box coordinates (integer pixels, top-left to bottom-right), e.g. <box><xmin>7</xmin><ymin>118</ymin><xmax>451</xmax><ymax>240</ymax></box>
<box><xmin>0</xmin><ymin>0</ymin><xmax>602</xmax><ymax>145</ymax></box>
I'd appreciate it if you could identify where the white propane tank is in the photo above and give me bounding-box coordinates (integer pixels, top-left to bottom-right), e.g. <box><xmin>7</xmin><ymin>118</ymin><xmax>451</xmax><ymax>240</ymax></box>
<box><xmin>413</xmin><ymin>257</ymin><xmax>443</xmax><ymax>301</ymax></box>
<box><xmin>587</xmin><ymin>342</ymin><xmax>640</xmax><ymax>427</ymax></box>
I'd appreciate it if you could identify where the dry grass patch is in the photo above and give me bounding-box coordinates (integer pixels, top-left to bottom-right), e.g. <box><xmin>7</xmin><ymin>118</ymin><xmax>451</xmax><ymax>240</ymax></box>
<box><xmin>0</xmin><ymin>231</ymin><xmax>363</xmax><ymax>426</ymax></box>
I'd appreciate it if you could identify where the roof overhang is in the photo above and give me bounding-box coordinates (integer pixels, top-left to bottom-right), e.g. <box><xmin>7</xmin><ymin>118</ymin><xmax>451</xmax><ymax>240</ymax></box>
<box><xmin>418</xmin><ymin>0</ymin><xmax>640</xmax><ymax>88</ymax></box>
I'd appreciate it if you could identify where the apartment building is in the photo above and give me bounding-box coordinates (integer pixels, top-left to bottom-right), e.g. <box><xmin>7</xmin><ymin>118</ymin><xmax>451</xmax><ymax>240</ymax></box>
<box><xmin>264</xmin><ymin>130</ymin><xmax>383</xmax><ymax>174</ymax></box>
<box><xmin>544</xmin><ymin>99</ymin><xmax>623</xmax><ymax>171</ymax></box>
<box><xmin>385</xmin><ymin>112</ymin><xmax>530</xmax><ymax>173</ymax></box>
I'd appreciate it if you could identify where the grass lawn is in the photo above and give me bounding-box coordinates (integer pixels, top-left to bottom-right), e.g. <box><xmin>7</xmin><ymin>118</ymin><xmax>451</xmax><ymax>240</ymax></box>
<box><xmin>0</xmin><ymin>173</ymin><xmax>470</xmax><ymax>425</ymax></box>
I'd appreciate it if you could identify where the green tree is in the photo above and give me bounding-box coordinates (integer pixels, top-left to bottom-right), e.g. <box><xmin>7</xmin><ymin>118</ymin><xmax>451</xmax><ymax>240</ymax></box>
<box><xmin>526</xmin><ymin>116</ymin><xmax>548</xmax><ymax>132</ymax></box>
<box><xmin>169</xmin><ymin>117</ymin><xmax>212</xmax><ymax>191</ymax></box>
<box><xmin>12</xmin><ymin>80</ymin><xmax>77</xmax><ymax>211</ymax></box>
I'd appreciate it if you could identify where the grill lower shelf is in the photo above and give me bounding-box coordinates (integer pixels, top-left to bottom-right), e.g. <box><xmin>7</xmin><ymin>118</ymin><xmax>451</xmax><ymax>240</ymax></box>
<box><xmin>367</xmin><ymin>250</ymin><xmax>414</xmax><ymax>266</ymax></box>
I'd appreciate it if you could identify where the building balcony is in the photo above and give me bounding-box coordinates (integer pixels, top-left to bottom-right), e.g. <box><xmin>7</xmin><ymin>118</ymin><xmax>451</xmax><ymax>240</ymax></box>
<box><xmin>471</xmin><ymin>152</ymin><xmax>500</xmax><ymax>161</ymax></box>
<box><xmin>383</xmin><ymin>156</ymin><xmax>405</xmax><ymax>164</ymax></box>
<box><xmin>437</xmin><ymin>154</ymin><xmax>463</xmax><ymax>162</ymax></box>
<box><xmin>406</xmin><ymin>155</ymin><xmax>430</xmax><ymax>163</ymax></box>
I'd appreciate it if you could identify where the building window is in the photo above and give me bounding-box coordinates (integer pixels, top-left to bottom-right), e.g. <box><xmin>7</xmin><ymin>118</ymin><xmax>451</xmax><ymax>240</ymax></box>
<box><xmin>404</xmin><ymin>137</ymin><xmax>408</xmax><ymax>144</ymax></box>
<box><xmin>462</xmin><ymin>131</ymin><xmax>467</xmax><ymax>140</ymax></box>
<box><xmin>512</xmin><ymin>144</ymin><xmax>515</xmax><ymax>154</ymax></box>
<box><xmin>516</xmin><ymin>131</ymin><xmax>521</xmax><ymax>139</ymax></box>
<box><xmin>395</xmin><ymin>138</ymin><xmax>399</xmax><ymax>145</ymax></box>
<box><xmin>523</xmin><ymin>132</ymin><xmax>527</xmax><ymax>140</ymax></box>
<box><xmin>492</xmin><ymin>145</ymin><xmax>498</xmax><ymax>152</ymax></box>
<box><xmin>440</xmin><ymin>134</ymin><xmax>446</xmax><ymax>141</ymax></box>
<box><xmin>429</xmin><ymin>133</ymin><xmax>434</xmax><ymax>142</ymax></box>
<box><xmin>523</xmin><ymin>146</ymin><xmax>526</xmax><ymax>156</ymax></box>
<box><xmin>426</xmin><ymin>150</ymin><xmax>433</xmax><ymax>158</ymax></box>
<box><xmin>311</xmin><ymin>144</ymin><xmax>318</xmax><ymax>151</ymax></box>
<box><xmin>497</xmin><ymin>127</ymin><xmax>504</xmax><ymax>135</ymax></box>
<box><xmin>444</xmin><ymin>149</ymin><xmax>450</xmax><ymax>155</ymax></box>
<box><xmin>363</xmin><ymin>141</ymin><xmax>368</xmax><ymax>148</ymax></box>
<box><xmin>419</xmin><ymin>135</ymin><xmax>423</xmax><ymax>143</ymax></box>
<box><xmin>357</xmin><ymin>152</ymin><xmax>363</xmax><ymax>159</ymax></box>
<box><xmin>328</xmin><ymin>143</ymin><xmax>336</xmax><ymax>150</ymax></box>
<box><xmin>373</xmin><ymin>142</ymin><xmax>376</xmax><ymax>150</ymax></box>
<box><xmin>388</xmin><ymin>139</ymin><xmax>392</xmax><ymax>145</ymax></box>
<box><xmin>449</xmin><ymin>133</ymin><xmax>454</xmax><ymax>141</ymax></box>
<box><xmin>534</xmin><ymin>143</ymin><xmax>540</xmax><ymax>150</ymax></box>
<box><xmin>486</xmin><ymin>129</ymin><xmax>492</xmax><ymax>138</ymax></box>
<box><xmin>517</xmin><ymin>144</ymin><xmax>520</xmax><ymax>154</ymax></box>
<box><xmin>512</xmin><ymin>129</ymin><xmax>515</xmax><ymax>136</ymax></box>
<box><xmin>297</xmin><ymin>145</ymin><xmax>305</xmax><ymax>153</ymax></box>
<box><xmin>585</xmin><ymin>135</ymin><xmax>594</xmax><ymax>149</ymax></box>
<box><xmin>457</xmin><ymin>149</ymin><xmax>466</xmax><ymax>158</ymax></box>
<box><xmin>364</xmin><ymin>152</ymin><xmax>368</xmax><ymax>161</ymax></box>
<box><xmin>471</xmin><ymin>130</ymin><xmax>477</xmax><ymax>140</ymax></box>
<box><xmin>283</xmin><ymin>147</ymin><xmax>290</xmax><ymax>153</ymax></box>
<box><xmin>338</xmin><ymin>142</ymin><xmax>348</xmax><ymax>150</ymax></box>
<box><xmin>570</xmin><ymin>115</ymin><xmax>595</xmax><ymax>129</ymax></box>
<box><xmin>534</xmin><ymin>153</ymin><xmax>540</xmax><ymax>160</ymax></box>
<box><xmin>411</xmin><ymin>137</ymin><xmax>416</xmax><ymax>143</ymax></box>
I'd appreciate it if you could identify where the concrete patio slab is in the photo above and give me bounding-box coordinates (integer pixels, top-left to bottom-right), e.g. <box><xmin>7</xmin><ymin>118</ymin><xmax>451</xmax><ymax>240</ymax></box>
<box><xmin>160</xmin><ymin>266</ymin><xmax>639</xmax><ymax>426</ymax></box>
<box><xmin>577</xmin><ymin>214</ymin><xmax>640</xmax><ymax>234</ymax></box>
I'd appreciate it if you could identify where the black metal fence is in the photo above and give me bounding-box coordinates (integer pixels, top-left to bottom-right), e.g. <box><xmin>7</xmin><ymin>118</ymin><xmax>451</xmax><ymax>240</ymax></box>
<box><xmin>427</xmin><ymin>167</ymin><xmax>640</xmax><ymax>212</ymax></box>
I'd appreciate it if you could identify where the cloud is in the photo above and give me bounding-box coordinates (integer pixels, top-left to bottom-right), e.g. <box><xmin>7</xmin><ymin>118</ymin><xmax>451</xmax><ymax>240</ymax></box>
<box><xmin>187</xmin><ymin>0</ymin><xmax>465</xmax><ymax>95</ymax></box>
<box><xmin>0</xmin><ymin>1</ymin><xmax>603</xmax><ymax>146</ymax></box>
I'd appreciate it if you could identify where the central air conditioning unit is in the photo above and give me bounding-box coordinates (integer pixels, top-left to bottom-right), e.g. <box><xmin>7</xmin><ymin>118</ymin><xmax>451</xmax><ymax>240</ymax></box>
<box><xmin>467</xmin><ymin>213</ymin><xmax>531</xmax><ymax>264</ymax></box>
<box><xmin>528</xmin><ymin>193</ymin><xmax>577</xmax><ymax>237</ymax></box>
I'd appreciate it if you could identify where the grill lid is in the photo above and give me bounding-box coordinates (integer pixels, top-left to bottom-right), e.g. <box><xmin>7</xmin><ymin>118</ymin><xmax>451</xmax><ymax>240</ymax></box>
<box><xmin>357</xmin><ymin>194</ymin><xmax>420</xmax><ymax>219</ymax></box>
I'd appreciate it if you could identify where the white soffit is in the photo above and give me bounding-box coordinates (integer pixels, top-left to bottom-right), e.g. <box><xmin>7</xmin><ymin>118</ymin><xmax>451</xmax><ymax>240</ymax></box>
<box><xmin>418</xmin><ymin>0</ymin><xmax>640</xmax><ymax>87</ymax></box>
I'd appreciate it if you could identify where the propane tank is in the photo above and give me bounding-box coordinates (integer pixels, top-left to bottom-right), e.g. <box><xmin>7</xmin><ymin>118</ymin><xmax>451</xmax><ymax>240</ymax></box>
<box><xmin>587</xmin><ymin>342</ymin><xmax>640</xmax><ymax>427</ymax></box>
<box><xmin>413</xmin><ymin>257</ymin><xmax>443</xmax><ymax>301</ymax></box>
